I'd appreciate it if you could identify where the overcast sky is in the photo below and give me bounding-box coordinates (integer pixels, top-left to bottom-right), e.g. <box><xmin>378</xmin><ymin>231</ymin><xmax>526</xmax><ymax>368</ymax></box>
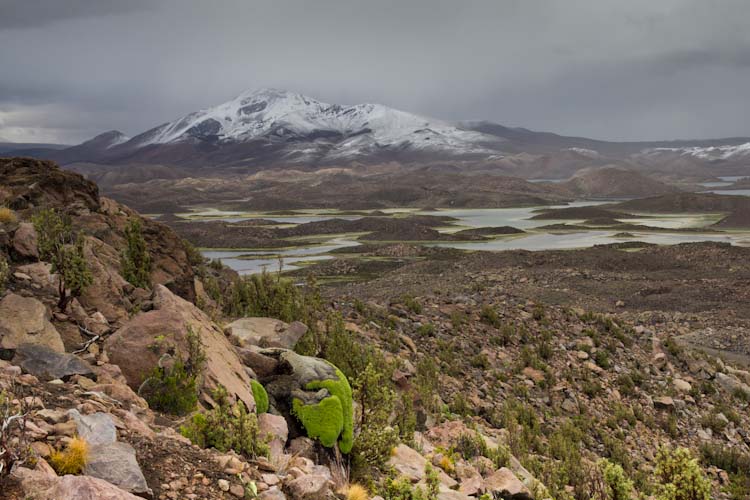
<box><xmin>1</xmin><ymin>0</ymin><xmax>749</xmax><ymax>144</ymax></box>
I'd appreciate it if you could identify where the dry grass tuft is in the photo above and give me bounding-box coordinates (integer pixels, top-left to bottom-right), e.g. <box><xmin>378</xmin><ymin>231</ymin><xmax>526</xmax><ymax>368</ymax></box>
<box><xmin>50</xmin><ymin>436</ymin><xmax>89</xmax><ymax>475</ymax></box>
<box><xmin>0</xmin><ymin>207</ymin><xmax>16</xmax><ymax>224</ymax></box>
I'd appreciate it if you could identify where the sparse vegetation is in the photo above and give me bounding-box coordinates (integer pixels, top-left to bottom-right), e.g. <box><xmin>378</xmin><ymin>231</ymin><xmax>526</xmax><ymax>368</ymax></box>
<box><xmin>0</xmin><ymin>254</ymin><xmax>8</xmax><ymax>294</ymax></box>
<box><xmin>140</xmin><ymin>326</ymin><xmax>205</xmax><ymax>415</ymax></box>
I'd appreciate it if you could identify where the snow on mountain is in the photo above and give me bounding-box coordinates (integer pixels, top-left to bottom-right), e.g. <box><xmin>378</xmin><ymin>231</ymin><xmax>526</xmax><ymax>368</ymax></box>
<box><xmin>133</xmin><ymin>88</ymin><xmax>500</xmax><ymax>159</ymax></box>
<box><xmin>643</xmin><ymin>143</ymin><xmax>750</xmax><ymax>161</ymax></box>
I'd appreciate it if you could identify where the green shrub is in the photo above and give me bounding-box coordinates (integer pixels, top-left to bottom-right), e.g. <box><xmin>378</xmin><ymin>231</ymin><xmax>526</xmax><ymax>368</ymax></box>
<box><xmin>350</xmin><ymin>363</ymin><xmax>398</xmax><ymax>480</ymax></box>
<box><xmin>226</xmin><ymin>270</ymin><xmax>320</xmax><ymax>323</ymax></box>
<box><xmin>120</xmin><ymin>218</ymin><xmax>152</xmax><ymax>289</ymax></box>
<box><xmin>180</xmin><ymin>386</ymin><xmax>268</xmax><ymax>459</ymax></box>
<box><xmin>654</xmin><ymin>447</ymin><xmax>711</xmax><ymax>500</ymax></box>
<box><xmin>381</xmin><ymin>463</ymin><xmax>439</xmax><ymax>500</ymax></box>
<box><xmin>32</xmin><ymin>209</ymin><xmax>92</xmax><ymax>310</ymax></box>
<box><xmin>250</xmin><ymin>380</ymin><xmax>269</xmax><ymax>414</ymax></box>
<box><xmin>600</xmin><ymin>459</ymin><xmax>633</xmax><ymax>500</ymax></box>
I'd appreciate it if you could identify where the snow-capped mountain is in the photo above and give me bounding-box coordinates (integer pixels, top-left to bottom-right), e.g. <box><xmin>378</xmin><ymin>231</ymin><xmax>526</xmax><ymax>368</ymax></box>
<box><xmin>47</xmin><ymin>88</ymin><xmax>750</xmax><ymax>172</ymax></box>
<box><xmin>109</xmin><ymin>88</ymin><xmax>503</xmax><ymax>165</ymax></box>
<box><xmin>643</xmin><ymin>143</ymin><xmax>750</xmax><ymax>161</ymax></box>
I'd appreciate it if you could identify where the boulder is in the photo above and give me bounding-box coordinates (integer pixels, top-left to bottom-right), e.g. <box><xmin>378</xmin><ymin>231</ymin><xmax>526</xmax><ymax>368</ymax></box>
<box><xmin>485</xmin><ymin>468</ymin><xmax>533</xmax><ymax>500</ymax></box>
<box><xmin>0</xmin><ymin>294</ymin><xmax>64</xmax><ymax>353</ymax></box>
<box><xmin>263</xmin><ymin>349</ymin><xmax>353</xmax><ymax>453</ymax></box>
<box><xmin>236</xmin><ymin>346</ymin><xmax>280</xmax><ymax>378</ymax></box>
<box><xmin>15</xmin><ymin>262</ymin><xmax>59</xmax><ymax>296</ymax></box>
<box><xmin>285</xmin><ymin>474</ymin><xmax>331</xmax><ymax>500</ymax></box>
<box><xmin>77</xmin><ymin>236</ymin><xmax>131</xmax><ymax>325</ymax></box>
<box><xmin>84</xmin><ymin>441</ymin><xmax>152</xmax><ymax>497</ymax></box>
<box><xmin>716</xmin><ymin>372</ymin><xmax>750</xmax><ymax>398</ymax></box>
<box><xmin>259</xmin><ymin>413</ymin><xmax>289</xmax><ymax>461</ymax></box>
<box><xmin>387</xmin><ymin>444</ymin><xmax>457</xmax><ymax>488</ymax></box>
<box><xmin>12</xmin><ymin>222</ymin><xmax>39</xmax><ymax>259</ymax></box>
<box><xmin>12</xmin><ymin>343</ymin><xmax>95</xmax><ymax>381</ymax></box>
<box><xmin>105</xmin><ymin>285</ymin><xmax>256</xmax><ymax>411</ymax></box>
<box><xmin>68</xmin><ymin>409</ymin><xmax>117</xmax><ymax>445</ymax></box>
<box><xmin>13</xmin><ymin>467</ymin><xmax>142</xmax><ymax>500</ymax></box>
<box><xmin>227</xmin><ymin>317</ymin><xmax>308</xmax><ymax>349</ymax></box>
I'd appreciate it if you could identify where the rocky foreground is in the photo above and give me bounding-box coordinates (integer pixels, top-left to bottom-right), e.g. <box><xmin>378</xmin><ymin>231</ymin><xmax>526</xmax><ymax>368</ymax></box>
<box><xmin>1</xmin><ymin>157</ymin><xmax>749</xmax><ymax>500</ymax></box>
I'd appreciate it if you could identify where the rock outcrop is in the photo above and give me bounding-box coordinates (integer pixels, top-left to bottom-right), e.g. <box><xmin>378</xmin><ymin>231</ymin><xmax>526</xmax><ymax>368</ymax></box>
<box><xmin>106</xmin><ymin>285</ymin><xmax>257</xmax><ymax>411</ymax></box>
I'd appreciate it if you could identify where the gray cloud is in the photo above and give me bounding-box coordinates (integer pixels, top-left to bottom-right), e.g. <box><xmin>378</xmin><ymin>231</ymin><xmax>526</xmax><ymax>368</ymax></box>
<box><xmin>0</xmin><ymin>0</ymin><xmax>748</xmax><ymax>143</ymax></box>
<box><xmin>0</xmin><ymin>0</ymin><xmax>151</xmax><ymax>29</ymax></box>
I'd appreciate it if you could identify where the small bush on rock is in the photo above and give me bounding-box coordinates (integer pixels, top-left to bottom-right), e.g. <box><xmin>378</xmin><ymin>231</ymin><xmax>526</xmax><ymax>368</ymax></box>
<box><xmin>180</xmin><ymin>386</ymin><xmax>269</xmax><ymax>459</ymax></box>
<box><xmin>140</xmin><ymin>326</ymin><xmax>205</xmax><ymax>415</ymax></box>
<box><xmin>120</xmin><ymin>218</ymin><xmax>152</xmax><ymax>289</ymax></box>
<box><xmin>32</xmin><ymin>208</ymin><xmax>92</xmax><ymax>310</ymax></box>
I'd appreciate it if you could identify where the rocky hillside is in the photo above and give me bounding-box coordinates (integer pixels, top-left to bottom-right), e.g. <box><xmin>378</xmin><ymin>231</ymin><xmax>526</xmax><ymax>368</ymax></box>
<box><xmin>1</xmin><ymin>157</ymin><xmax>749</xmax><ymax>500</ymax></box>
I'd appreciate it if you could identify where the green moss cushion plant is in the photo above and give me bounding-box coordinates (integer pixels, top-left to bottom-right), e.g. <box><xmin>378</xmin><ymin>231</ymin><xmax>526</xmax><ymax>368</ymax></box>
<box><xmin>251</xmin><ymin>379</ymin><xmax>269</xmax><ymax>414</ymax></box>
<box><xmin>292</xmin><ymin>367</ymin><xmax>354</xmax><ymax>453</ymax></box>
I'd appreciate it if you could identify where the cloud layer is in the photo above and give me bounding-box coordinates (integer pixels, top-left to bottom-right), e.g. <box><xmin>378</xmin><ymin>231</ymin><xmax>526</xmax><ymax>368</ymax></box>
<box><xmin>1</xmin><ymin>0</ymin><xmax>748</xmax><ymax>143</ymax></box>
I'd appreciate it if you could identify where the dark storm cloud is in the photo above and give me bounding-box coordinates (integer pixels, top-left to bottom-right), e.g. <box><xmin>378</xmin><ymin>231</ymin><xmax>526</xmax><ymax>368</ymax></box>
<box><xmin>0</xmin><ymin>0</ymin><xmax>748</xmax><ymax>143</ymax></box>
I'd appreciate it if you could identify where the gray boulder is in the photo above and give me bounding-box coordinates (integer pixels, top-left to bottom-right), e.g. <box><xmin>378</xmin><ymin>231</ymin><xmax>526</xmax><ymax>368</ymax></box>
<box><xmin>85</xmin><ymin>441</ymin><xmax>151</xmax><ymax>497</ymax></box>
<box><xmin>12</xmin><ymin>343</ymin><xmax>95</xmax><ymax>381</ymax></box>
<box><xmin>68</xmin><ymin>410</ymin><xmax>117</xmax><ymax>446</ymax></box>
<box><xmin>227</xmin><ymin>317</ymin><xmax>307</xmax><ymax>349</ymax></box>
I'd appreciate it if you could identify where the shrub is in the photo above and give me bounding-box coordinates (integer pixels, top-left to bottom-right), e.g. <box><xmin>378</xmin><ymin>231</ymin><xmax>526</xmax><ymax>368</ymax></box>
<box><xmin>480</xmin><ymin>305</ymin><xmax>501</xmax><ymax>327</ymax></box>
<box><xmin>32</xmin><ymin>209</ymin><xmax>92</xmax><ymax>310</ymax></box>
<box><xmin>0</xmin><ymin>207</ymin><xmax>16</xmax><ymax>224</ymax></box>
<box><xmin>600</xmin><ymin>459</ymin><xmax>633</xmax><ymax>500</ymax></box>
<box><xmin>654</xmin><ymin>447</ymin><xmax>710</xmax><ymax>500</ymax></box>
<box><xmin>0</xmin><ymin>254</ymin><xmax>8</xmax><ymax>294</ymax></box>
<box><xmin>181</xmin><ymin>386</ymin><xmax>269</xmax><ymax>459</ymax></box>
<box><xmin>350</xmin><ymin>363</ymin><xmax>398</xmax><ymax>480</ymax></box>
<box><xmin>381</xmin><ymin>463</ymin><xmax>439</xmax><ymax>500</ymax></box>
<box><xmin>50</xmin><ymin>437</ymin><xmax>89</xmax><ymax>475</ymax></box>
<box><xmin>226</xmin><ymin>270</ymin><xmax>320</xmax><ymax>323</ymax></box>
<box><xmin>0</xmin><ymin>386</ymin><xmax>30</xmax><ymax>477</ymax></box>
<box><xmin>250</xmin><ymin>380</ymin><xmax>269</xmax><ymax>414</ymax></box>
<box><xmin>402</xmin><ymin>294</ymin><xmax>422</xmax><ymax>314</ymax></box>
<box><xmin>140</xmin><ymin>327</ymin><xmax>205</xmax><ymax>415</ymax></box>
<box><xmin>120</xmin><ymin>218</ymin><xmax>152</xmax><ymax>289</ymax></box>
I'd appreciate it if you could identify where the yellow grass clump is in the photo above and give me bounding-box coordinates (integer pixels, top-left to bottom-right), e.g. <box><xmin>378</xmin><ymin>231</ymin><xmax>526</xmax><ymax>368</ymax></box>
<box><xmin>50</xmin><ymin>436</ymin><xmax>89</xmax><ymax>475</ymax></box>
<box><xmin>343</xmin><ymin>483</ymin><xmax>369</xmax><ymax>500</ymax></box>
<box><xmin>0</xmin><ymin>207</ymin><xmax>16</xmax><ymax>223</ymax></box>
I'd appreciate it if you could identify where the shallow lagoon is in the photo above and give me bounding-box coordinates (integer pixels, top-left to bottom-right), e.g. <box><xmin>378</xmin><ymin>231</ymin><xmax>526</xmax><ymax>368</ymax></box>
<box><xmin>199</xmin><ymin>203</ymin><xmax>750</xmax><ymax>274</ymax></box>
